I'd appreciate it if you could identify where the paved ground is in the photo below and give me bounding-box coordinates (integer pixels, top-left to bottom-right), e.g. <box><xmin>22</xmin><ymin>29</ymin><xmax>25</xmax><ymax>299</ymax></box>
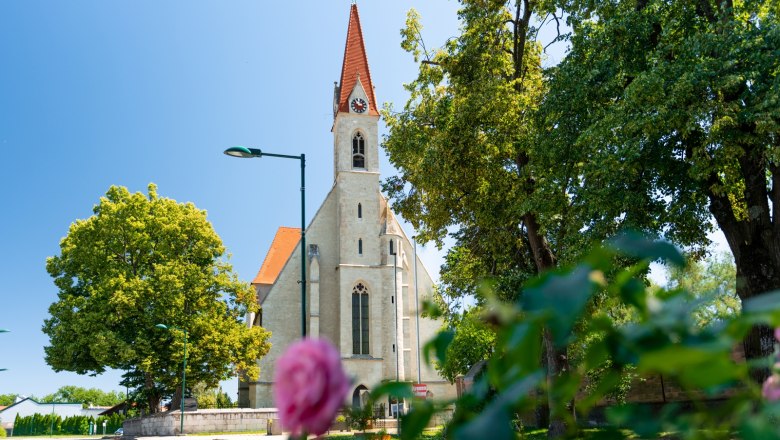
<box><xmin>134</xmin><ymin>435</ymin><xmax>287</xmax><ymax>440</ymax></box>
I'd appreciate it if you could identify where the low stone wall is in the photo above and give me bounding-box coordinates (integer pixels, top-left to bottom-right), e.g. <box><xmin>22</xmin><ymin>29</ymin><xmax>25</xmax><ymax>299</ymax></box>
<box><xmin>123</xmin><ymin>408</ymin><xmax>278</xmax><ymax>436</ymax></box>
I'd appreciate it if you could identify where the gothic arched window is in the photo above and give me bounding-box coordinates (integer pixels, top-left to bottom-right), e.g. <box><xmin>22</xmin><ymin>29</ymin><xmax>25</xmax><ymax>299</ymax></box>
<box><xmin>352</xmin><ymin>283</ymin><xmax>369</xmax><ymax>354</ymax></box>
<box><xmin>358</xmin><ymin>238</ymin><xmax>363</xmax><ymax>255</ymax></box>
<box><xmin>352</xmin><ymin>132</ymin><xmax>365</xmax><ymax>169</ymax></box>
<box><xmin>389</xmin><ymin>239</ymin><xmax>394</xmax><ymax>255</ymax></box>
<box><xmin>358</xmin><ymin>203</ymin><xmax>362</xmax><ymax>219</ymax></box>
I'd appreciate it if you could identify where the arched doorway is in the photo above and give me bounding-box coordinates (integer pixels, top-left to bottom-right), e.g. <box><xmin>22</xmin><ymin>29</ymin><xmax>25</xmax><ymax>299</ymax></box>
<box><xmin>352</xmin><ymin>384</ymin><xmax>369</xmax><ymax>408</ymax></box>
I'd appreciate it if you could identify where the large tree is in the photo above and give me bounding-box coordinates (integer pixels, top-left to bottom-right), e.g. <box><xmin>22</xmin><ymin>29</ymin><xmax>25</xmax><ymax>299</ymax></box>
<box><xmin>44</xmin><ymin>184</ymin><xmax>270</xmax><ymax>412</ymax></box>
<box><xmin>541</xmin><ymin>0</ymin><xmax>780</xmax><ymax>374</ymax></box>
<box><xmin>382</xmin><ymin>0</ymin><xmax>737</xmax><ymax>434</ymax></box>
<box><xmin>384</xmin><ymin>2</ymin><xmax>571</xmax><ymax>433</ymax></box>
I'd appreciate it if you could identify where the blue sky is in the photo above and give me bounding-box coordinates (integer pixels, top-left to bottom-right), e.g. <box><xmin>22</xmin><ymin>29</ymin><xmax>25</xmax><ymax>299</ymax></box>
<box><xmin>0</xmin><ymin>0</ymin><xmax>477</xmax><ymax>401</ymax></box>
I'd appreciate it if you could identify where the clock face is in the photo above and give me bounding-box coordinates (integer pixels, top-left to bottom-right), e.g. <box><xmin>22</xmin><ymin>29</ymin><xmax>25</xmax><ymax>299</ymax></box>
<box><xmin>350</xmin><ymin>98</ymin><xmax>368</xmax><ymax>113</ymax></box>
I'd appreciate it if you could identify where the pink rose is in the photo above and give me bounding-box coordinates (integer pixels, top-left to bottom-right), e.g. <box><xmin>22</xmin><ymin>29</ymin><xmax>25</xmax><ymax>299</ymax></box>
<box><xmin>273</xmin><ymin>338</ymin><xmax>351</xmax><ymax>436</ymax></box>
<box><xmin>763</xmin><ymin>375</ymin><xmax>780</xmax><ymax>402</ymax></box>
<box><xmin>775</xmin><ymin>327</ymin><xmax>780</xmax><ymax>342</ymax></box>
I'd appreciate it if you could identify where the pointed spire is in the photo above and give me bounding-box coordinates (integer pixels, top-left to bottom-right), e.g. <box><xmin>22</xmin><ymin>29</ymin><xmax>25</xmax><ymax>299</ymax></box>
<box><xmin>336</xmin><ymin>4</ymin><xmax>378</xmax><ymax>116</ymax></box>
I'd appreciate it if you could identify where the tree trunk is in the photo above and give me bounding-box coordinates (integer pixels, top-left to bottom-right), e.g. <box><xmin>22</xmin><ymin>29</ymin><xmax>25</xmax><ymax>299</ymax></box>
<box><xmin>543</xmin><ymin>328</ymin><xmax>570</xmax><ymax>438</ymax></box>
<box><xmin>170</xmin><ymin>386</ymin><xmax>183</xmax><ymax>413</ymax></box>
<box><xmin>523</xmin><ymin>213</ymin><xmax>572</xmax><ymax>438</ymax></box>
<box><xmin>145</xmin><ymin>373</ymin><xmax>162</xmax><ymax>414</ymax></box>
<box><xmin>735</xmin><ymin>245</ymin><xmax>780</xmax><ymax>382</ymax></box>
<box><xmin>708</xmin><ymin>181</ymin><xmax>780</xmax><ymax>382</ymax></box>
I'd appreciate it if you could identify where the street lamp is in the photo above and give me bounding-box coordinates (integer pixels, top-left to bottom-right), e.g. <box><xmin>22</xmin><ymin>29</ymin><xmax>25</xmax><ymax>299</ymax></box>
<box><xmin>155</xmin><ymin>324</ymin><xmax>187</xmax><ymax>435</ymax></box>
<box><xmin>0</xmin><ymin>329</ymin><xmax>8</xmax><ymax>372</ymax></box>
<box><xmin>223</xmin><ymin>146</ymin><xmax>307</xmax><ymax>338</ymax></box>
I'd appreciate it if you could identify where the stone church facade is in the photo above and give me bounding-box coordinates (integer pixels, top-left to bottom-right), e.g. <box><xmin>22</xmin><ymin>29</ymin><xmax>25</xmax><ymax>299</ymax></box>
<box><xmin>238</xmin><ymin>4</ymin><xmax>456</xmax><ymax>411</ymax></box>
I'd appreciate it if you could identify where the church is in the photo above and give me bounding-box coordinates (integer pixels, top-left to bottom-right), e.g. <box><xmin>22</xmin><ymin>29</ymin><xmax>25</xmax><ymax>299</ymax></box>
<box><xmin>238</xmin><ymin>4</ymin><xmax>456</xmax><ymax>411</ymax></box>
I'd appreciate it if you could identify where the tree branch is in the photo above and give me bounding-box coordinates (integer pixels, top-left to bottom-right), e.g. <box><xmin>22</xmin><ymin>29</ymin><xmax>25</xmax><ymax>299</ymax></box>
<box><xmin>544</xmin><ymin>12</ymin><xmax>563</xmax><ymax>53</ymax></box>
<box><xmin>696</xmin><ymin>0</ymin><xmax>717</xmax><ymax>23</ymax></box>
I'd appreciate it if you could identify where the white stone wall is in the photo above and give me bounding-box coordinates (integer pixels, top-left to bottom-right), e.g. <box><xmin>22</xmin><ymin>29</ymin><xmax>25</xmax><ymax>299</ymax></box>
<box><xmin>123</xmin><ymin>409</ymin><xmax>277</xmax><ymax>436</ymax></box>
<box><xmin>333</xmin><ymin>112</ymin><xmax>379</xmax><ymax>176</ymax></box>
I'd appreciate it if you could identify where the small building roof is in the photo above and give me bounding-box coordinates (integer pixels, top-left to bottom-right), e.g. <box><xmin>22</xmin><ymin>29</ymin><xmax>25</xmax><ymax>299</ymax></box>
<box><xmin>252</xmin><ymin>227</ymin><xmax>301</xmax><ymax>285</ymax></box>
<box><xmin>0</xmin><ymin>397</ymin><xmax>82</xmax><ymax>413</ymax></box>
<box><xmin>336</xmin><ymin>4</ymin><xmax>378</xmax><ymax>116</ymax></box>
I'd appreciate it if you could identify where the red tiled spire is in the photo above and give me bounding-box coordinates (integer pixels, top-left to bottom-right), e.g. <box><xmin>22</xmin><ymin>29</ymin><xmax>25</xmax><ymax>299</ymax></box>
<box><xmin>337</xmin><ymin>4</ymin><xmax>379</xmax><ymax>116</ymax></box>
<box><xmin>252</xmin><ymin>227</ymin><xmax>301</xmax><ymax>286</ymax></box>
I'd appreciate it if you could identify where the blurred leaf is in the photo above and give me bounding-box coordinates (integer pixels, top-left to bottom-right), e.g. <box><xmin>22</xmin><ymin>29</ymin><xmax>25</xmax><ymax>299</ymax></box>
<box><xmin>584</xmin><ymin>339</ymin><xmax>610</xmax><ymax>371</ymax></box>
<box><xmin>501</xmin><ymin>321</ymin><xmax>542</xmax><ymax>373</ymax></box>
<box><xmin>400</xmin><ymin>400</ymin><xmax>434</xmax><ymax>440</ymax></box>
<box><xmin>639</xmin><ymin>345</ymin><xmax>742</xmax><ymax>388</ymax></box>
<box><xmin>743</xmin><ymin>290</ymin><xmax>780</xmax><ymax>313</ymax></box>
<box><xmin>583</xmin><ymin>427</ymin><xmax>630</xmax><ymax>440</ymax></box>
<box><xmin>609</xmin><ymin>232</ymin><xmax>685</xmax><ymax>268</ymax></box>
<box><xmin>606</xmin><ymin>404</ymin><xmax>662</xmax><ymax>438</ymax></box>
<box><xmin>423</xmin><ymin>330</ymin><xmax>455</xmax><ymax>367</ymax></box>
<box><xmin>576</xmin><ymin>370</ymin><xmax>622</xmax><ymax>412</ymax></box>
<box><xmin>740</xmin><ymin>415</ymin><xmax>780</xmax><ymax>440</ymax></box>
<box><xmin>369</xmin><ymin>381</ymin><xmax>413</xmax><ymax>402</ymax></box>
<box><xmin>453</xmin><ymin>371</ymin><xmax>544</xmax><ymax>440</ymax></box>
<box><xmin>522</xmin><ymin>265</ymin><xmax>597</xmax><ymax>346</ymax></box>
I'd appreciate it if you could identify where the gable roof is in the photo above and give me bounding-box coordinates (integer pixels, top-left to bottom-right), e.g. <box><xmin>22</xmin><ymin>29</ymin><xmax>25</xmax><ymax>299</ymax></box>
<box><xmin>0</xmin><ymin>398</ymin><xmax>82</xmax><ymax>413</ymax></box>
<box><xmin>252</xmin><ymin>227</ymin><xmax>301</xmax><ymax>285</ymax></box>
<box><xmin>336</xmin><ymin>4</ymin><xmax>379</xmax><ymax>116</ymax></box>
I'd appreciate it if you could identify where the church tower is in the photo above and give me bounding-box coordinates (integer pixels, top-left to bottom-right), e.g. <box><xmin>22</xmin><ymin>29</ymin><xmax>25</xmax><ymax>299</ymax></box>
<box><xmin>240</xmin><ymin>4</ymin><xmax>455</xmax><ymax>412</ymax></box>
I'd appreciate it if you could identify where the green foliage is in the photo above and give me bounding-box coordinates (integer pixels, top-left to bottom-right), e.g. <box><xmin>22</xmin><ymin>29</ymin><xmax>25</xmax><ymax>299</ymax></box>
<box><xmin>43</xmin><ymin>184</ymin><xmax>271</xmax><ymax>411</ymax></box>
<box><xmin>0</xmin><ymin>394</ymin><xmax>16</xmax><ymax>406</ymax></box>
<box><xmin>39</xmin><ymin>386</ymin><xmax>124</xmax><ymax>408</ymax></box>
<box><xmin>664</xmin><ymin>252</ymin><xmax>740</xmax><ymax>327</ymax></box>
<box><xmin>435</xmin><ymin>308</ymin><xmax>496</xmax><ymax>382</ymax></box>
<box><xmin>540</xmin><ymin>0</ymin><xmax>780</xmax><ymax>360</ymax></box>
<box><xmin>346</xmin><ymin>404</ymin><xmax>376</xmax><ymax>433</ymax></box>
<box><xmin>192</xmin><ymin>383</ymin><xmax>234</xmax><ymax>409</ymax></box>
<box><xmin>391</xmin><ymin>234</ymin><xmax>780</xmax><ymax>440</ymax></box>
<box><xmin>12</xmin><ymin>413</ymin><xmax>126</xmax><ymax>436</ymax></box>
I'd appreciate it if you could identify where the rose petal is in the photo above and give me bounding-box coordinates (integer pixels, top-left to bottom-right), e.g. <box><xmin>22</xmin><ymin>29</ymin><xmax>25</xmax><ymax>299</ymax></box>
<box><xmin>273</xmin><ymin>338</ymin><xmax>351</xmax><ymax>436</ymax></box>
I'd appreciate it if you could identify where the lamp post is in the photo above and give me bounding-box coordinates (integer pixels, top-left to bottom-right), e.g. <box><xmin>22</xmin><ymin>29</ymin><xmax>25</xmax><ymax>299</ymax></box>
<box><xmin>412</xmin><ymin>238</ymin><xmax>421</xmax><ymax>385</ymax></box>
<box><xmin>0</xmin><ymin>329</ymin><xmax>8</xmax><ymax>372</ymax></box>
<box><xmin>223</xmin><ymin>146</ymin><xmax>307</xmax><ymax>338</ymax></box>
<box><xmin>155</xmin><ymin>324</ymin><xmax>187</xmax><ymax>435</ymax></box>
<box><xmin>390</xmin><ymin>247</ymin><xmax>402</xmax><ymax>425</ymax></box>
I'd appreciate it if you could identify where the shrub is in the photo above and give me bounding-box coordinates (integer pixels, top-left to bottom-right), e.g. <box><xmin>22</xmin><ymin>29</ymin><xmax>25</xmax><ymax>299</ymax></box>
<box><xmin>369</xmin><ymin>233</ymin><xmax>780</xmax><ymax>439</ymax></box>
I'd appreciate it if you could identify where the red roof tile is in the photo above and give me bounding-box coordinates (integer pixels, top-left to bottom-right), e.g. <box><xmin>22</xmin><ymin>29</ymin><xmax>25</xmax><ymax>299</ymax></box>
<box><xmin>252</xmin><ymin>227</ymin><xmax>301</xmax><ymax>285</ymax></box>
<box><xmin>337</xmin><ymin>4</ymin><xmax>379</xmax><ymax>116</ymax></box>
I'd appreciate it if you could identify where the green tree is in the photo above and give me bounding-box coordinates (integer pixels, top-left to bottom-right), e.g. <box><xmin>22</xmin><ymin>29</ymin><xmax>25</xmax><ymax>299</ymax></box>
<box><xmin>383</xmin><ymin>3</ymin><xmax>571</xmax><ymax>433</ymax></box>
<box><xmin>0</xmin><ymin>394</ymin><xmax>16</xmax><ymax>406</ymax></box>
<box><xmin>664</xmin><ymin>252</ymin><xmax>740</xmax><ymax>327</ymax></box>
<box><xmin>540</xmin><ymin>0</ymin><xmax>780</xmax><ymax>373</ymax></box>
<box><xmin>192</xmin><ymin>383</ymin><xmax>234</xmax><ymax>409</ymax></box>
<box><xmin>43</xmin><ymin>184</ymin><xmax>270</xmax><ymax>412</ymax></box>
<box><xmin>39</xmin><ymin>386</ymin><xmax>124</xmax><ymax>407</ymax></box>
<box><xmin>383</xmin><ymin>2</ymin><xmax>696</xmax><ymax>435</ymax></box>
<box><xmin>436</xmin><ymin>307</ymin><xmax>496</xmax><ymax>383</ymax></box>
